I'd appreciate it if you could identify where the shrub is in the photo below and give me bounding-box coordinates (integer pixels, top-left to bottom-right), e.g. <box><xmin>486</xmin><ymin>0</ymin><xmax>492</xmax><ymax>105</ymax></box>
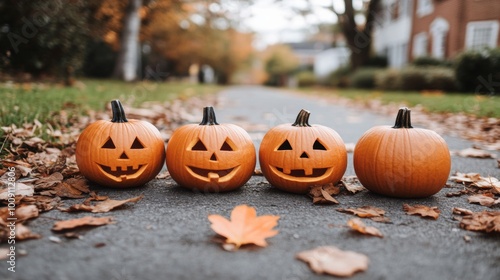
<box><xmin>325</xmin><ymin>65</ymin><xmax>351</xmax><ymax>88</ymax></box>
<box><xmin>295</xmin><ymin>71</ymin><xmax>317</xmax><ymax>87</ymax></box>
<box><xmin>400</xmin><ymin>67</ymin><xmax>428</xmax><ymax>91</ymax></box>
<box><xmin>454</xmin><ymin>50</ymin><xmax>493</xmax><ymax>93</ymax></box>
<box><xmin>351</xmin><ymin>68</ymin><xmax>381</xmax><ymax>89</ymax></box>
<box><xmin>375</xmin><ymin>69</ymin><xmax>401</xmax><ymax>91</ymax></box>
<box><xmin>425</xmin><ymin>67</ymin><xmax>457</xmax><ymax>92</ymax></box>
<box><xmin>376</xmin><ymin>66</ymin><xmax>457</xmax><ymax>92</ymax></box>
<box><xmin>412</xmin><ymin>56</ymin><xmax>451</xmax><ymax>67</ymax></box>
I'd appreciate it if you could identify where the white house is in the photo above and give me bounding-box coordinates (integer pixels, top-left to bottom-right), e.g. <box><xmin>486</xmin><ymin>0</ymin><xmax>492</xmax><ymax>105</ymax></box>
<box><xmin>313</xmin><ymin>47</ymin><xmax>350</xmax><ymax>79</ymax></box>
<box><xmin>373</xmin><ymin>0</ymin><xmax>414</xmax><ymax>68</ymax></box>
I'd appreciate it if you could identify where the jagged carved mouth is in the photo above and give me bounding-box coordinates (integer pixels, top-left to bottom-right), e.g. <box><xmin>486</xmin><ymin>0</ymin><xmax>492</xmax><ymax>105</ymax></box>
<box><xmin>98</xmin><ymin>164</ymin><xmax>146</xmax><ymax>181</ymax></box>
<box><xmin>270</xmin><ymin>166</ymin><xmax>332</xmax><ymax>182</ymax></box>
<box><xmin>275</xmin><ymin>167</ymin><xmax>328</xmax><ymax>177</ymax></box>
<box><xmin>187</xmin><ymin>166</ymin><xmax>239</xmax><ymax>182</ymax></box>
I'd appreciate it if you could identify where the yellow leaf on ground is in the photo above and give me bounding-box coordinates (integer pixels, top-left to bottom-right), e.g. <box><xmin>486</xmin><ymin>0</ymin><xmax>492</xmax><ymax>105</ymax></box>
<box><xmin>208</xmin><ymin>205</ymin><xmax>279</xmax><ymax>249</ymax></box>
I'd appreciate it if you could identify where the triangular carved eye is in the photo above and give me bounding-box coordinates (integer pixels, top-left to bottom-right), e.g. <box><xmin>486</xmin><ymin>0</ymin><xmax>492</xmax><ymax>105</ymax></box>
<box><xmin>313</xmin><ymin>139</ymin><xmax>327</xmax><ymax>150</ymax></box>
<box><xmin>220</xmin><ymin>140</ymin><xmax>233</xmax><ymax>151</ymax></box>
<box><xmin>102</xmin><ymin>138</ymin><xmax>116</xmax><ymax>149</ymax></box>
<box><xmin>191</xmin><ymin>139</ymin><xmax>207</xmax><ymax>151</ymax></box>
<box><xmin>277</xmin><ymin>139</ymin><xmax>292</xmax><ymax>150</ymax></box>
<box><xmin>131</xmin><ymin>137</ymin><xmax>144</xmax><ymax>149</ymax></box>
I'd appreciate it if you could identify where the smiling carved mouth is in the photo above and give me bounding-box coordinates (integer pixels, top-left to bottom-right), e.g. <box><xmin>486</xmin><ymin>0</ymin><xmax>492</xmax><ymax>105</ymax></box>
<box><xmin>275</xmin><ymin>167</ymin><xmax>328</xmax><ymax>177</ymax></box>
<box><xmin>98</xmin><ymin>164</ymin><xmax>146</xmax><ymax>181</ymax></box>
<box><xmin>187</xmin><ymin>166</ymin><xmax>238</xmax><ymax>182</ymax></box>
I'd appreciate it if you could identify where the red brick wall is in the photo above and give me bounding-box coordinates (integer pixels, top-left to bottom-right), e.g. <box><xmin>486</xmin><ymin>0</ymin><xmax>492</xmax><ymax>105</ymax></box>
<box><xmin>409</xmin><ymin>0</ymin><xmax>500</xmax><ymax>61</ymax></box>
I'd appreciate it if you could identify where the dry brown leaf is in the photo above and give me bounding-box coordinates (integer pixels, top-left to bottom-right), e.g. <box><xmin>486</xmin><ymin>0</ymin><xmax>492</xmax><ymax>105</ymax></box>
<box><xmin>15</xmin><ymin>205</ymin><xmax>39</xmax><ymax>222</ymax></box>
<box><xmin>467</xmin><ymin>194</ymin><xmax>500</xmax><ymax>207</ymax></box>
<box><xmin>296</xmin><ymin>246</ymin><xmax>369</xmax><ymax>277</ymax></box>
<box><xmin>309</xmin><ymin>183</ymin><xmax>340</xmax><ymax>204</ymax></box>
<box><xmin>340</xmin><ymin>176</ymin><xmax>366</xmax><ymax>194</ymax></box>
<box><xmin>21</xmin><ymin>195</ymin><xmax>61</xmax><ymax>212</ymax></box>
<box><xmin>459</xmin><ymin>211</ymin><xmax>500</xmax><ymax>233</ymax></box>
<box><xmin>347</xmin><ymin>218</ymin><xmax>383</xmax><ymax>238</ymax></box>
<box><xmin>337</xmin><ymin>206</ymin><xmax>385</xmax><ymax>218</ymax></box>
<box><xmin>52</xmin><ymin>216</ymin><xmax>115</xmax><ymax>232</ymax></box>
<box><xmin>450</xmin><ymin>172</ymin><xmax>481</xmax><ymax>184</ymax></box>
<box><xmin>156</xmin><ymin>171</ymin><xmax>170</xmax><ymax>179</ymax></box>
<box><xmin>59</xmin><ymin>195</ymin><xmax>144</xmax><ymax>213</ymax></box>
<box><xmin>455</xmin><ymin>148</ymin><xmax>496</xmax><ymax>159</ymax></box>
<box><xmin>208</xmin><ymin>204</ymin><xmax>279</xmax><ymax>249</ymax></box>
<box><xmin>34</xmin><ymin>172</ymin><xmax>64</xmax><ymax>191</ymax></box>
<box><xmin>64</xmin><ymin>177</ymin><xmax>90</xmax><ymax>193</ymax></box>
<box><xmin>16</xmin><ymin>223</ymin><xmax>42</xmax><ymax>241</ymax></box>
<box><xmin>0</xmin><ymin>182</ymin><xmax>34</xmax><ymax>200</ymax></box>
<box><xmin>403</xmin><ymin>204</ymin><xmax>440</xmax><ymax>220</ymax></box>
<box><xmin>370</xmin><ymin>216</ymin><xmax>392</xmax><ymax>223</ymax></box>
<box><xmin>473</xmin><ymin>177</ymin><xmax>500</xmax><ymax>193</ymax></box>
<box><xmin>452</xmin><ymin>207</ymin><xmax>474</xmax><ymax>216</ymax></box>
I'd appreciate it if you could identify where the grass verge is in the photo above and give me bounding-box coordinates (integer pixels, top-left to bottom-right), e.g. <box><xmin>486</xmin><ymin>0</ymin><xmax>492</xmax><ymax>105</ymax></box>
<box><xmin>299</xmin><ymin>88</ymin><xmax>500</xmax><ymax>118</ymax></box>
<box><xmin>0</xmin><ymin>79</ymin><xmax>222</xmax><ymax>139</ymax></box>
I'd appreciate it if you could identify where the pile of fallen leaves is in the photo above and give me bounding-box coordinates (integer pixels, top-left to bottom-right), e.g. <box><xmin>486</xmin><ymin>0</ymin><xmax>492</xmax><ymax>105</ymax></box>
<box><xmin>0</xmin><ymin>95</ymin><xmax>217</xmax><ymax>242</ymax></box>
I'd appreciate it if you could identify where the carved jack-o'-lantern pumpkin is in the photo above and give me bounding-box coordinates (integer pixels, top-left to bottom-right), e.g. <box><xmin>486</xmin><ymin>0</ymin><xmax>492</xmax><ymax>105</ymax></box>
<box><xmin>76</xmin><ymin>100</ymin><xmax>165</xmax><ymax>188</ymax></box>
<box><xmin>166</xmin><ymin>106</ymin><xmax>256</xmax><ymax>192</ymax></box>
<box><xmin>259</xmin><ymin>109</ymin><xmax>347</xmax><ymax>194</ymax></box>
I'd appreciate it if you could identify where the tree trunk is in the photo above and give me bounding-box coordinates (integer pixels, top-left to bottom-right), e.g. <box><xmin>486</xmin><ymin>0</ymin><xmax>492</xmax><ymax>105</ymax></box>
<box><xmin>113</xmin><ymin>0</ymin><xmax>142</xmax><ymax>81</ymax></box>
<box><xmin>337</xmin><ymin>0</ymin><xmax>380</xmax><ymax>71</ymax></box>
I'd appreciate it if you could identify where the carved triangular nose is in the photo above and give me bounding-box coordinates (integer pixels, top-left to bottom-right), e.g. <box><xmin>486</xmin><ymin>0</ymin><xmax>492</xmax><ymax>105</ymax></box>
<box><xmin>300</xmin><ymin>152</ymin><xmax>309</xmax><ymax>158</ymax></box>
<box><xmin>210</xmin><ymin>153</ymin><xmax>217</xmax><ymax>161</ymax></box>
<box><xmin>119</xmin><ymin>152</ymin><xmax>129</xmax><ymax>159</ymax></box>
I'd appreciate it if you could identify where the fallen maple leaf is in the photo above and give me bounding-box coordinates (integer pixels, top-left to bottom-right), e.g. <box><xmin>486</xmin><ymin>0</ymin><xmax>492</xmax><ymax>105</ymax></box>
<box><xmin>403</xmin><ymin>204</ymin><xmax>440</xmax><ymax>220</ymax></box>
<box><xmin>296</xmin><ymin>246</ymin><xmax>369</xmax><ymax>277</ymax></box>
<box><xmin>467</xmin><ymin>194</ymin><xmax>500</xmax><ymax>207</ymax></box>
<box><xmin>309</xmin><ymin>183</ymin><xmax>340</xmax><ymax>204</ymax></box>
<box><xmin>337</xmin><ymin>206</ymin><xmax>385</xmax><ymax>218</ymax></box>
<box><xmin>52</xmin><ymin>216</ymin><xmax>114</xmax><ymax>231</ymax></box>
<box><xmin>340</xmin><ymin>176</ymin><xmax>366</xmax><ymax>194</ymax></box>
<box><xmin>459</xmin><ymin>211</ymin><xmax>500</xmax><ymax>233</ymax></box>
<box><xmin>347</xmin><ymin>218</ymin><xmax>383</xmax><ymax>238</ymax></box>
<box><xmin>59</xmin><ymin>195</ymin><xmax>144</xmax><ymax>213</ymax></box>
<box><xmin>208</xmin><ymin>205</ymin><xmax>279</xmax><ymax>249</ymax></box>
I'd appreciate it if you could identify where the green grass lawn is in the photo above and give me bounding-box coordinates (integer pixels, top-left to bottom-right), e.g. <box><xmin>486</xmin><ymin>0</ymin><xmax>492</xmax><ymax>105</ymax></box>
<box><xmin>0</xmin><ymin>79</ymin><xmax>222</xmax><ymax>138</ymax></box>
<box><xmin>300</xmin><ymin>88</ymin><xmax>500</xmax><ymax>118</ymax></box>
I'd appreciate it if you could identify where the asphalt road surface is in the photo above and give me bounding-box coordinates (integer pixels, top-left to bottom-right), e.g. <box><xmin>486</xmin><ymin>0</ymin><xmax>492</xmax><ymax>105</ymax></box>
<box><xmin>2</xmin><ymin>86</ymin><xmax>499</xmax><ymax>280</ymax></box>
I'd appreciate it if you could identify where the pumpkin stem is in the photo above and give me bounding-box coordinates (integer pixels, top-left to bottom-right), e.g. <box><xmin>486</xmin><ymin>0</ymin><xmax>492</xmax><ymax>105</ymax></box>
<box><xmin>111</xmin><ymin>100</ymin><xmax>128</xmax><ymax>123</ymax></box>
<box><xmin>392</xmin><ymin>107</ymin><xmax>413</xmax><ymax>128</ymax></box>
<box><xmin>199</xmin><ymin>106</ymin><xmax>219</xmax><ymax>125</ymax></box>
<box><xmin>292</xmin><ymin>109</ymin><xmax>312</xmax><ymax>127</ymax></box>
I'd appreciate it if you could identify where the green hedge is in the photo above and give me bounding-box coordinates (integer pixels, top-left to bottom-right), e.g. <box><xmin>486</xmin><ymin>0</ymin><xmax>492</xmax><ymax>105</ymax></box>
<box><xmin>295</xmin><ymin>71</ymin><xmax>317</xmax><ymax>87</ymax></box>
<box><xmin>455</xmin><ymin>48</ymin><xmax>500</xmax><ymax>93</ymax></box>
<box><xmin>375</xmin><ymin>66</ymin><xmax>457</xmax><ymax>92</ymax></box>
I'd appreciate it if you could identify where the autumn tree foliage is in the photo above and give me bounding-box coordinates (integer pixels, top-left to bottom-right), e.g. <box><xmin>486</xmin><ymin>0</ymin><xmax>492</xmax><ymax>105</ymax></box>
<box><xmin>0</xmin><ymin>0</ymin><xmax>93</xmax><ymax>79</ymax></box>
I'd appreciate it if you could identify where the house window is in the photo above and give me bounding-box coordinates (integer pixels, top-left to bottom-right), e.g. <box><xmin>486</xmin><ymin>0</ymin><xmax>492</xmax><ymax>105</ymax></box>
<box><xmin>417</xmin><ymin>0</ymin><xmax>433</xmax><ymax>17</ymax></box>
<box><xmin>413</xmin><ymin>32</ymin><xmax>428</xmax><ymax>58</ymax></box>
<box><xmin>430</xmin><ymin>18</ymin><xmax>449</xmax><ymax>59</ymax></box>
<box><xmin>465</xmin><ymin>20</ymin><xmax>500</xmax><ymax>51</ymax></box>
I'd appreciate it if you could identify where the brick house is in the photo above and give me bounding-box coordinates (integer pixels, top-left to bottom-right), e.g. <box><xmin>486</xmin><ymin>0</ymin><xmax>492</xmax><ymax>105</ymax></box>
<box><xmin>410</xmin><ymin>0</ymin><xmax>500</xmax><ymax>60</ymax></box>
<box><xmin>374</xmin><ymin>0</ymin><xmax>500</xmax><ymax>67</ymax></box>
